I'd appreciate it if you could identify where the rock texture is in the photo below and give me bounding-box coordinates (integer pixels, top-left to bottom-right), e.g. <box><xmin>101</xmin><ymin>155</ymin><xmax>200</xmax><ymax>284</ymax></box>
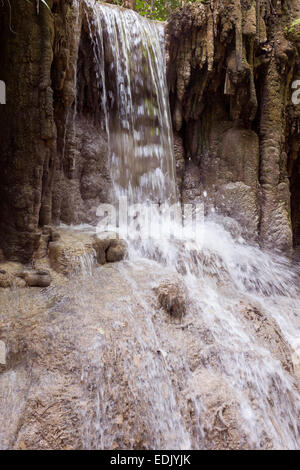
<box><xmin>0</xmin><ymin>258</ymin><xmax>298</xmax><ymax>449</ymax></box>
<box><xmin>154</xmin><ymin>278</ymin><xmax>188</xmax><ymax>319</ymax></box>
<box><xmin>47</xmin><ymin>228</ymin><xmax>127</xmax><ymax>275</ymax></box>
<box><xmin>0</xmin><ymin>0</ymin><xmax>113</xmax><ymax>262</ymax></box>
<box><xmin>0</xmin><ymin>1</ymin><xmax>299</xmax><ymax>261</ymax></box>
<box><xmin>167</xmin><ymin>0</ymin><xmax>300</xmax><ymax>254</ymax></box>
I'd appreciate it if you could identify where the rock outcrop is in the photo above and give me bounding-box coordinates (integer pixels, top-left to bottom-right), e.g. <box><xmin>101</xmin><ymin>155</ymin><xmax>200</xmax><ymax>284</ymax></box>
<box><xmin>46</xmin><ymin>228</ymin><xmax>127</xmax><ymax>275</ymax></box>
<box><xmin>0</xmin><ymin>0</ymin><xmax>113</xmax><ymax>262</ymax></box>
<box><xmin>0</xmin><ymin>257</ymin><xmax>298</xmax><ymax>449</ymax></box>
<box><xmin>167</xmin><ymin>0</ymin><xmax>300</xmax><ymax>254</ymax></box>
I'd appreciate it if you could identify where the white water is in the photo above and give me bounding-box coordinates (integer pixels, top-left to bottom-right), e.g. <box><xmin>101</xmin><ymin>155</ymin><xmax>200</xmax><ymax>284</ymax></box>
<box><xmin>87</xmin><ymin>2</ymin><xmax>177</xmax><ymax>204</ymax></box>
<box><xmin>59</xmin><ymin>2</ymin><xmax>300</xmax><ymax>449</ymax></box>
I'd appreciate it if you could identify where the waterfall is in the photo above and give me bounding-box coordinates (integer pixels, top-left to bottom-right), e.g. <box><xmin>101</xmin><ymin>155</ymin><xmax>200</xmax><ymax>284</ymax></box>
<box><xmin>89</xmin><ymin>2</ymin><xmax>177</xmax><ymax>204</ymax></box>
<box><xmin>83</xmin><ymin>2</ymin><xmax>300</xmax><ymax>449</ymax></box>
<box><xmin>1</xmin><ymin>2</ymin><xmax>299</xmax><ymax>452</ymax></box>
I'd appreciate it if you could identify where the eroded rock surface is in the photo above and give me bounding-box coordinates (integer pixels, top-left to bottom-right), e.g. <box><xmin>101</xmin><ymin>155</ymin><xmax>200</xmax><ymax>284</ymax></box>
<box><xmin>168</xmin><ymin>0</ymin><xmax>300</xmax><ymax>254</ymax></box>
<box><xmin>0</xmin><ymin>259</ymin><xmax>298</xmax><ymax>450</ymax></box>
<box><xmin>48</xmin><ymin>228</ymin><xmax>127</xmax><ymax>275</ymax></box>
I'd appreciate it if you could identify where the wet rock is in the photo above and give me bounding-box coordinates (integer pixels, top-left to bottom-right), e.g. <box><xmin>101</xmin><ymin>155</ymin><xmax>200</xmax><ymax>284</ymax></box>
<box><xmin>34</xmin><ymin>233</ymin><xmax>51</xmax><ymax>260</ymax></box>
<box><xmin>217</xmin><ymin>182</ymin><xmax>260</xmax><ymax>242</ymax></box>
<box><xmin>48</xmin><ymin>232</ymin><xmax>96</xmax><ymax>276</ymax></box>
<box><xmin>106</xmin><ymin>241</ymin><xmax>128</xmax><ymax>263</ymax></box>
<box><xmin>173</xmin><ymin>132</ymin><xmax>185</xmax><ymax>193</ymax></box>
<box><xmin>240</xmin><ymin>304</ymin><xmax>293</xmax><ymax>373</ymax></box>
<box><xmin>22</xmin><ymin>270</ymin><xmax>51</xmax><ymax>288</ymax></box>
<box><xmin>0</xmin><ymin>270</ymin><xmax>11</xmax><ymax>288</ymax></box>
<box><xmin>0</xmin><ymin>257</ymin><xmax>299</xmax><ymax>450</ymax></box>
<box><xmin>167</xmin><ymin>2</ymin><xmax>299</xmax><ymax>255</ymax></box>
<box><xmin>92</xmin><ymin>231</ymin><xmax>117</xmax><ymax>264</ymax></box>
<box><xmin>154</xmin><ymin>279</ymin><xmax>188</xmax><ymax>318</ymax></box>
<box><xmin>51</xmin><ymin>230</ymin><xmax>61</xmax><ymax>242</ymax></box>
<box><xmin>47</xmin><ymin>229</ymin><xmax>127</xmax><ymax>275</ymax></box>
<box><xmin>93</xmin><ymin>232</ymin><xmax>128</xmax><ymax>264</ymax></box>
<box><xmin>0</xmin><ymin>264</ymin><xmax>27</xmax><ymax>288</ymax></box>
<box><xmin>182</xmin><ymin>369</ymin><xmax>249</xmax><ymax>449</ymax></box>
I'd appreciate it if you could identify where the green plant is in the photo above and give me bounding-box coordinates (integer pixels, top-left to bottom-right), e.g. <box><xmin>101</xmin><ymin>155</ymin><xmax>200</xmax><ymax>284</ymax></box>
<box><xmin>286</xmin><ymin>18</ymin><xmax>300</xmax><ymax>36</ymax></box>
<box><xmin>110</xmin><ymin>0</ymin><xmax>204</xmax><ymax>22</ymax></box>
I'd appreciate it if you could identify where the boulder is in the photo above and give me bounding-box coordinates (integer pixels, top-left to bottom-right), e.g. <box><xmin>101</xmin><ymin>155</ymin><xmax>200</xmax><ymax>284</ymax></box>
<box><xmin>154</xmin><ymin>279</ymin><xmax>188</xmax><ymax>318</ymax></box>
<box><xmin>93</xmin><ymin>232</ymin><xmax>127</xmax><ymax>264</ymax></box>
<box><xmin>106</xmin><ymin>241</ymin><xmax>128</xmax><ymax>262</ymax></box>
<box><xmin>47</xmin><ymin>229</ymin><xmax>127</xmax><ymax>275</ymax></box>
<box><xmin>48</xmin><ymin>230</ymin><xmax>96</xmax><ymax>275</ymax></box>
<box><xmin>0</xmin><ymin>270</ymin><xmax>11</xmax><ymax>288</ymax></box>
<box><xmin>0</xmin><ymin>264</ymin><xmax>27</xmax><ymax>288</ymax></box>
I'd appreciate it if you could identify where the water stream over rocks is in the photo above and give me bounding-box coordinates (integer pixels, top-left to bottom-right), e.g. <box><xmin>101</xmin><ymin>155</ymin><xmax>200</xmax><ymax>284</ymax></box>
<box><xmin>0</xmin><ymin>2</ymin><xmax>299</xmax><ymax>450</ymax></box>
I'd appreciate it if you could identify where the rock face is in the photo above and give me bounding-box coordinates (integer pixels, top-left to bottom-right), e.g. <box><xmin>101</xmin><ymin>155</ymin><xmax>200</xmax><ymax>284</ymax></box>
<box><xmin>0</xmin><ymin>0</ymin><xmax>113</xmax><ymax>262</ymax></box>
<box><xmin>167</xmin><ymin>0</ymin><xmax>300</xmax><ymax>254</ymax></box>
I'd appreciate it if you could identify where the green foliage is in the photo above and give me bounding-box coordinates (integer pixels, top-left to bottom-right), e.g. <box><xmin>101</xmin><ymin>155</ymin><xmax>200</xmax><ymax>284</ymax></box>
<box><xmin>112</xmin><ymin>0</ymin><xmax>203</xmax><ymax>22</ymax></box>
<box><xmin>286</xmin><ymin>18</ymin><xmax>300</xmax><ymax>36</ymax></box>
<box><xmin>136</xmin><ymin>0</ymin><xmax>191</xmax><ymax>21</ymax></box>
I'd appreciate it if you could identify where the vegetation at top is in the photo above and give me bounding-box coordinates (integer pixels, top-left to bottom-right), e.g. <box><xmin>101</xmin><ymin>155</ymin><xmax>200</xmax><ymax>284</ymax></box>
<box><xmin>112</xmin><ymin>0</ymin><xmax>204</xmax><ymax>21</ymax></box>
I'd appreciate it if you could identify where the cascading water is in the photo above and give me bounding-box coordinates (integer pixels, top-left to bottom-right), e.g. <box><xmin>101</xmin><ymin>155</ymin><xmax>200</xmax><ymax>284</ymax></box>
<box><xmin>88</xmin><ymin>2</ymin><xmax>177</xmax><ymax>204</ymax></box>
<box><xmin>82</xmin><ymin>2</ymin><xmax>300</xmax><ymax>450</ymax></box>
<box><xmin>0</xmin><ymin>2</ymin><xmax>299</xmax><ymax>451</ymax></box>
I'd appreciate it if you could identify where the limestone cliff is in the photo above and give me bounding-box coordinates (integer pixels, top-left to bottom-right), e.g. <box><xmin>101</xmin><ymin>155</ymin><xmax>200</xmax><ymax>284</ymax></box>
<box><xmin>167</xmin><ymin>0</ymin><xmax>300</xmax><ymax>254</ymax></box>
<box><xmin>0</xmin><ymin>0</ymin><xmax>112</xmax><ymax>262</ymax></box>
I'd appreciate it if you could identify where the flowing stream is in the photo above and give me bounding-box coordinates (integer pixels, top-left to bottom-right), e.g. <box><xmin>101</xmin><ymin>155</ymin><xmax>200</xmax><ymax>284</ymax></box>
<box><xmin>0</xmin><ymin>2</ymin><xmax>299</xmax><ymax>450</ymax></box>
<box><xmin>80</xmin><ymin>2</ymin><xmax>300</xmax><ymax>449</ymax></box>
<box><xmin>86</xmin><ymin>2</ymin><xmax>300</xmax><ymax>449</ymax></box>
<box><xmin>88</xmin><ymin>2</ymin><xmax>177</xmax><ymax>204</ymax></box>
